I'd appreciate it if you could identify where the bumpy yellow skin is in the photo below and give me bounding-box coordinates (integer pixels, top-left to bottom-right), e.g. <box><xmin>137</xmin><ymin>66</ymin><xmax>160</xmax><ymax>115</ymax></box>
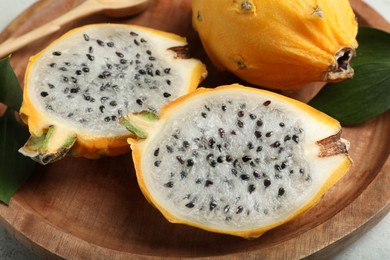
<box><xmin>192</xmin><ymin>0</ymin><xmax>358</xmax><ymax>90</ymax></box>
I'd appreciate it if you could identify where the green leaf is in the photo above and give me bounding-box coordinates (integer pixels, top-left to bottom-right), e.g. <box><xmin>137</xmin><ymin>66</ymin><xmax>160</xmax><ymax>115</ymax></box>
<box><xmin>309</xmin><ymin>27</ymin><xmax>390</xmax><ymax>126</ymax></box>
<box><xmin>0</xmin><ymin>109</ymin><xmax>35</xmax><ymax>204</ymax></box>
<box><xmin>0</xmin><ymin>56</ymin><xmax>22</xmax><ymax>111</ymax></box>
<box><xmin>0</xmin><ymin>56</ymin><xmax>35</xmax><ymax>205</ymax></box>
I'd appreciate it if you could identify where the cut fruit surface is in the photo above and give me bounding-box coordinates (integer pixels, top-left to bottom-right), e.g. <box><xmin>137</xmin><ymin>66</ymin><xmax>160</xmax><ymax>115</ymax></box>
<box><xmin>19</xmin><ymin>23</ymin><xmax>207</xmax><ymax>164</ymax></box>
<box><xmin>128</xmin><ymin>84</ymin><xmax>352</xmax><ymax>238</ymax></box>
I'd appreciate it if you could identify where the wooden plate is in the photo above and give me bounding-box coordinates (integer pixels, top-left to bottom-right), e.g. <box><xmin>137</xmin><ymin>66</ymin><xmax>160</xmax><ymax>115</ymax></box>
<box><xmin>1</xmin><ymin>0</ymin><xmax>389</xmax><ymax>259</ymax></box>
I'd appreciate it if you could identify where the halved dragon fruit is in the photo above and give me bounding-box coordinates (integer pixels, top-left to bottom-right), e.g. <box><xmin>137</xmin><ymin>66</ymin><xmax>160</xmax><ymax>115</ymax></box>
<box><xmin>126</xmin><ymin>84</ymin><xmax>352</xmax><ymax>239</ymax></box>
<box><xmin>19</xmin><ymin>24</ymin><xmax>207</xmax><ymax>164</ymax></box>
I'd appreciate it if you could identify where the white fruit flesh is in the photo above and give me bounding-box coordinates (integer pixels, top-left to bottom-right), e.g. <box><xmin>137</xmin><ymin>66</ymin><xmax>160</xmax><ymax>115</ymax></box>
<box><xmin>25</xmin><ymin>24</ymin><xmax>204</xmax><ymax>137</ymax></box>
<box><xmin>135</xmin><ymin>86</ymin><xmax>351</xmax><ymax>236</ymax></box>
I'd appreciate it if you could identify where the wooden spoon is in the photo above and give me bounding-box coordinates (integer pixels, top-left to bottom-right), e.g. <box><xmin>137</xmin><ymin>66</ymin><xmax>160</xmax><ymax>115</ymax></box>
<box><xmin>0</xmin><ymin>0</ymin><xmax>151</xmax><ymax>58</ymax></box>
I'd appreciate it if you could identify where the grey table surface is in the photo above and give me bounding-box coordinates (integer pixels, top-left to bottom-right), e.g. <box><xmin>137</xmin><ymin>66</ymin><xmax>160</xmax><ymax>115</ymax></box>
<box><xmin>0</xmin><ymin>0</ymin><xmax>389</xmax><ymax>259</ymax></box>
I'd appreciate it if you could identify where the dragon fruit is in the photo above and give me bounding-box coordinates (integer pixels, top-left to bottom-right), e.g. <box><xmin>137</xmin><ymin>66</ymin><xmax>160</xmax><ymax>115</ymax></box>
<box><xmin>19</xmin><ymin>24</ymin><xmax>207</xmax><ymax>164</ymax></box>
<box><xmin>126</xmin><ymin>84</ymin><xmax>352</xmax><ymax>239</ymax></box>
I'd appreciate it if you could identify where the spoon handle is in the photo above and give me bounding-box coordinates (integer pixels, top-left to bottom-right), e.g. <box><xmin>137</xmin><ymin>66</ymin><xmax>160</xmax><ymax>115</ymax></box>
<box><xmin>0</xmin><ymin>0</ymin><xmax>101</xmax><ymax>58</ymax></box>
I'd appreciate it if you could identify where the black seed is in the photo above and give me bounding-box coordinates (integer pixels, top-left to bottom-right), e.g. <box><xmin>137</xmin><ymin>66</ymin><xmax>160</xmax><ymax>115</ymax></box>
<box><xmin>292</xmin><ymin>135</ymin><xmax>299</xmax><ymax>143</ymax></box>
<box><xmin>82</xmin><ymin>67</ymin><xmax>90</xmax><ymax>73</ymax></box>
<box><xmin>225</xmin><ymin>216</ymin><xmax>232</xmax><ymax>221</ymax></box>
<box><xmin>67</xmin><ymin>113</ymin><xmax>74</xmax><ymax>117</ymax></box>
<box><xmin>279</xmin><ymin>122</ymin><xmax>285</xmax><ymax>127</ymax></box>
<box><xmin>242</xmin><ymin>156</ymin><xmax>251</xmax><ymax>162</ymax></box>
<box><xmin>153</xmin><ymin>148</ymin><xmax>160</xmax><ymax>156</ymax></box>
<box><xmin>263</xmin><ymin>100</ymin><xmax>271</xmax><ymax>106</ymax></box>
<box><xmin>264</xmin><ymin>179</ymin><xmax>271</xmax><ymax>187</ymax></box>
<box><xmin>278</xmin><ymin>187</ymin><xmax>285</xmax><ymax>196</ymax></box>
<box><xmin>300</xmin><ymin>168</ymin><xmax>305</xmax><ymax>175</ymax></box>
<box><xmin>149</xmin><ymin>56</ymin><xmax>156</xmax><ymax>61</ymax></box>
<box><xmin>218</xmin><ymin>128</ymin><xmax>225</xmax><ymax>138</ymax></box>
<box><xmin>266</xmin><ymin>132</ymin><xmax>273</xmax><ymax>137</ymax></box>
<box><xmin>249</xmin><ymin>114</ymin><xmax>257</xmax><ymax>120</ymax></box>
<box><xmin>70</xmin><ymin>88</ymin><xmax>79</xmax><ymax>94</ymax></box>
<box><xmin>284</xmin><ymin>135</ymin><xmax>291</xmax><ymax>142</ymax></box>
<box><xmin>89</xmin><ymin>46</ymin><xmax>93</xmax><ymax>54</ymax></box>
<box><xmin>86</xmin><ymin>54</ymin><xmax>94</xmax><ymax>61</ymax></box>
<box><xmin>237</xmin><ymin>120</ymin><xmax>244</xmax><ymax>128</ymax></box>
<box><xmin>253</xmin><ymin>171</ymin><xmax>261</xmax><ymax>179</ymax></box>
<box><xmin>176</xmin><ymin>156</ymin><xmax>185</xmax><ymax>165</ymax></box>
<box><xmin>238</xmin><ymin>111</ymin><xmax>245</xmax><ymax>117</ymax></box>
<box><xmin>111</xmin><ymin>115</ymin><xmax>117</xmax><ymax>121</ymax></box>
<box><xmin>138</xmin><ymin>69</ymin><xmax>146</xmax><ymax>75</ymax></box>
<box><xmin>254</xmin><ymin>131</ymin><xmax>262</xmax><ymax>139</ymax></box>
<box><xmin>163</xmin><ymin>92</ymin><xmax>171</xmax><ymax>98</ymax></box>
<box><xmin>164</xmin><ymin>181</ymin><xmax>173</xmax><ymax>188</ymax></box>
<box><xmin>104</xmin><ymin>116</ymin><xmax>111</xmax><ymax>122</ymax></box>
<box><xmin>208</xmin><ymin>138</ymin><xmax>216</xmax><ymax>148</ymax></box>
<box><xmin>275</xmin><ymin>164</ymin><xmax>282</xmax><ymax>171</ymax></box>
<box><xmin>231</xmin><ymin>169</ymin><xmax>238</xmax><ymax>176</ymax></box>
<box><xmin>48</xmin><ymin>83</ymin><xmax>55</xmax><ymax>89</ymax></box>
<box><xmin>271</xmin><ymin>141</ymin><xmax>281</xmax><ymax>148</ymax></box>
<box><xmin>115</xmin><ymin>51</ymin><xmax>124</xmax><ymax>58</ymax></box>
<box><xmin>120</xmin><ymin>59</ymin><xmax>127</xmax><ymax>64</ymax></box>
<box><xmin>146</xmin><ymin>50</ymin><xmax>152</xmax><ymax>55</ymax></box>
<box><xmin>289</xmin><ymin>170</ymin><xmax>294</xmax><ymax>175</ymax></box>
<box><xmin>224</xmin><ymin>205</ymin><xmax>230</xmax><ymax>213</ymax></box>
<box><xmin>240</xmin><ymin>103</ymin><xmax>246</xmax><ymax>109</ymax></box>
<box><xmin>136</xmin><ymin>99</ymin><xmax>143</xmax><ymax>106</ymax></box>
<box><xmin>52</xmin><ymin>51</ymin><xmax>61</xmax><ymax>56</ymax></box>
<box><xmin>164</xmin><ymin>68</ymin><xmax>171</xmax><ymax>74</ymax></box>
<box><xmin>136</xmin><ymin>53</ymin><xmax>141</xmax><ymax>59</ymax></box>
<box><xmin>83</xmin><ymin>95</ymin><xmax>92</xmax><ymax>101</ymax></box>
<box><xmin>209</xmin><ymin>200</ymin><xmax>217</xmax><ymax>211</ymax></box>
<box><xmin>95</xmin><ymin>39</ymin><xmax>105</xmax><ymax>47</ymax></box>
<box><xmin>230</xmin><ymin>130</ymin><xmax>237</xmax><ymax>135</ymax></box>
<box><xmin>180</xmin><ymin>171</ymin><xmax>187</xmax><ymax>179</ymax></box>
<box><xmin>195</xmin><ymin>178</ymin><xmax>202</xmax><ymax>184</ymax></box>
<box><xmin>40</xmin><ymin>91</ymin><xmax>48</xmax><ymax>97</ymax></box>
<box><xmin>109</xmin><ymin>100</ymin><xmax>117</xmax><ymax>107</ymax></box>
<box><xmin>205</xmin><ymin>180</ymin><xmax>214</xmax><ymax>187</ymax></box>
<box><xmin>166</xmin><ymin>145</ymin><xmax>173</xmax><ymax>153</ymax></box>
<box><xmin>107</xmin><ymin>42</ymin><xmax>114</xmax><ymax>47</ymax></box>
<box><xmin>187</xmin><ymin>159</ymin><xmax>194</xmax><ymax>167</ymax></box>
<box><xmin>59</xmin><ymin>67</ymin><xmax>67</xmax><ymax>71</ymax></box>
<box><xmin>248</xmin><ymin>184</ymin><xmax>256</xmax><ymax>194</ymax></box>
<box><xmin>71</xmin><ymin>77</ymin><xmax>77</xmax><ymax>83</ymax></box>
<box><xmin>240</xmin><ymin>174</ymin><xmax>250</xmax><ymax>181</ymax></box>
<box><xmin>49</xmin><ymin>63</ymin><xmax>56</xmax><ymax>67</ymax></box>
<box><xmin>185</xmin><ymin>202</ymin><xmax>195</xmax><ymax>208</ymax></box>
<box><xmin>281</xmin><ymin>162</ymin><xmax>287</xmax><ymax>169</ymax></box>
<box><xmin>75</xmin><ymin>70</ymin><xmax>82</xmax><ymax>75</ymax></box>
<box><xmin>166</xmin><ymin>79</ymin><xmax>171</xmax><ymax>85</ymax></box>
<box><xmin>83</xmin><ymin>34</ymin><xmax>90</xmax><ymax>41</ymax></box>
<box><xmin>236</xmin><ymin>206</ymin><xmax>244</xmax><ymax>214</ymax></box>
<box><xmin>226</xmin><ymin>155</ymin><xmax>233</xmax><ymax>162</ymax></box>
<box><xmin>130</xmin><ymin>31</ymin><xmax>139</xmax><ymax>36</ymax></box>
<box><xmin>201</xmin><ymin>112</ymin><xmax>207</xmax><ymax>118</ymax></box>
<box><xmin>247</xmin><ymin>142</ymin><xmax>254</xmax><ymax>149</ymax></box>
<box><xmin>256</xmin><ymin>119</ymin><xmax>263</xmax><ymax>127</ymax></box>
<box><xmin>210</xmin><ymin>160</ymin><xmax>217</xmax><ymax>167</ymax></box>
<box><xmin>217</xmin><ymin>156</ymin><xmax>224</xmax><ymax>163</ymax></box>
<box><xmin>155</xmin><ymin>70</ymin><xmax>161</xmax><ymax>76</ymax></box>
<box><xmin>140</xmin><ymin>38</ymin><xmax>147</xmax><ymax>43</ymax></box>
<box><xmin>154</xmin><ymin>160</ymin><xmax>161</xmax><ymax>167</ymax></box>
<box><xmin>63</xmin><ymin>76</ymin><xmax>69</xmax><ymax>82</ymax></box>
<box><xmin>134</xmin><ymin>39</ymin><xmax>139</xmax><ymax>46</ymax></box>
